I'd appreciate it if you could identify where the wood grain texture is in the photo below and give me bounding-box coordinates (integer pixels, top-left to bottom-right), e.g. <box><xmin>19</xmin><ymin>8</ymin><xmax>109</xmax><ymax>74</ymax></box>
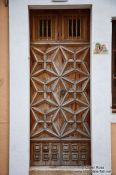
<box><xmin>30</xmin><ymin>10</ymin><xmax>90</xmax><ymax>166</ymax></box>
<box><xmin>30</xmin><ymin>9</ymin><xmax>90</xmax><ymax>42</ymax></box>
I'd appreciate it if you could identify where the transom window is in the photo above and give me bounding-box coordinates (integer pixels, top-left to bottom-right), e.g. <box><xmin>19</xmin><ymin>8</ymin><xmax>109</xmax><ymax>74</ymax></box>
<box><xmin>30</xmin><ymin>10</ymin><xmax>90</xmax><ymax>42</ymax></box>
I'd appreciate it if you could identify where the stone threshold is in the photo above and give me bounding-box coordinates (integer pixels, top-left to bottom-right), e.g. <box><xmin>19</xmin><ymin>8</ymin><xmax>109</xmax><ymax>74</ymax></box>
<box><xmin>30</xmin><ymin>166</ymin><xmax>91</xmax><ymax>175</ymax></box>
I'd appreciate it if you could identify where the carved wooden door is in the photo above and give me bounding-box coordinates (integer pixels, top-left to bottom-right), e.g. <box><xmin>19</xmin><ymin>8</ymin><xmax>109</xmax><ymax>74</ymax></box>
<box><xmin>30</xmin><ymin>10</ymin><xmax>91</xmax><ymax>166</ymax></box>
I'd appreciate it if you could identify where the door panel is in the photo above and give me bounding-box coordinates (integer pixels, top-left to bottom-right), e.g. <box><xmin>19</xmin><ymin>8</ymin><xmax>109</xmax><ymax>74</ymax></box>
<box><xmin>30</xmin><ymin>10</ymin><xmax>90</xmax><ymax>166</ymax></box>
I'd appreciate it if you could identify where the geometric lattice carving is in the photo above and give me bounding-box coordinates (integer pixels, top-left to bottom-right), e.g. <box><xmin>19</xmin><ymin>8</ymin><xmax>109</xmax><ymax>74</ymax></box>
<box><xmin>30</xmin><ymin>44</ymin><xmax>91</xmax><ymax>166</ymax></box>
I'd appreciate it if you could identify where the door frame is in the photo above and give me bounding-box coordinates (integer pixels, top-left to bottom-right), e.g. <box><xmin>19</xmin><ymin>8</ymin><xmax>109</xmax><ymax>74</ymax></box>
<box><xmin>9</xmin><ymin>1</ymin><xmax>112</xmax><ymax>175</ymax></box>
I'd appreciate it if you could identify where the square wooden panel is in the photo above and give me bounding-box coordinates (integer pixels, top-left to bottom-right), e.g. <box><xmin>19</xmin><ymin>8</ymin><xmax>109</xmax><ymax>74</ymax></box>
<box><xmin>72</xmin><ymin>153</ymin><xmax>78</xmax><ymax>161</ymax></box>
<box><xmin>51</xmin><ymin>153</ymin><xmax>58</xmax><ymax>161</ymax></box>
<box><xmin>34</xmin><ymin>153</ymin><xmax>40</xmax><ymax>161</ymax></box>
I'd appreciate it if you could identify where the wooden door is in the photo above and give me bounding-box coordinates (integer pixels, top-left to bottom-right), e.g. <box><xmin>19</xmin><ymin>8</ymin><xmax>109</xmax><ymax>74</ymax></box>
<box><xmin>30</xmin><ymin>9</ymin><xmax>91</xmax><ymax>166</ymax></box>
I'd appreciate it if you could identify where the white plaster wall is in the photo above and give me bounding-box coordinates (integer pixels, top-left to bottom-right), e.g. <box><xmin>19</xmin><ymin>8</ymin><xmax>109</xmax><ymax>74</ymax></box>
<box><xmin>9</xmin><ymin>1</ymin><xmax>30</xmax><ymax>175</ymax></box>
<box><xmin>9</xmin><ymin>0</ymin><xmax>116</xmax><ymax>175</ymax></box>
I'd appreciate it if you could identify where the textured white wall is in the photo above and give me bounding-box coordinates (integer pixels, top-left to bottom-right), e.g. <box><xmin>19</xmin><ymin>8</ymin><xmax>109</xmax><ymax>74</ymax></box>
<box><xmin>9</xmin><ymin>0</ymin><xmax>116</xmax><ymax>175</ymax></box>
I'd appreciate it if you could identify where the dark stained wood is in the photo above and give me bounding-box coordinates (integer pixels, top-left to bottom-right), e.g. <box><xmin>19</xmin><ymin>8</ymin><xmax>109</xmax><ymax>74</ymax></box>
<box><xmin>30</xmin><ymin>9</ymin><xmax>91</xmax><ymax>166</ymax></box>
<box><xmin>112</xmin><ymin>20</ymin><xmax>116</xmax><ymax>111</ymax></box>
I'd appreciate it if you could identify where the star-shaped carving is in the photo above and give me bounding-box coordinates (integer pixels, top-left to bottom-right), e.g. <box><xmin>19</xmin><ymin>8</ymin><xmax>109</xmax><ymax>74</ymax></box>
<box><xmin>30</xmin><ymin>44</ymin><xmax>90</xmax><ymax>140</ymax></box>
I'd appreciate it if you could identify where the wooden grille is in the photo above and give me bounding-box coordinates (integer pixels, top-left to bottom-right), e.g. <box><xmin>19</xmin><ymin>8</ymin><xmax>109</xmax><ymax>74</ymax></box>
<box><xmin>62</xmin><ymin>16</ymin><xmax>81</xmax><ymax>40</ymax></box>
<box><xmin>30</xmin><ymin>14</ymin><xmax>57</xmax><ymax>41</ymax></box>
<box><xmin>62</xmin><ymin>14</ymin><xmax>89</xmax><ymax>41</ymax></box>
<box><xmin>30</xmin><ymin>9</ymin><xmax>91</xmax><ymax>166</ymax></box>
<box><xmin>30</xmin><ymin>10</ymin><xmax>90</xmax><ymax>42</ymax></box>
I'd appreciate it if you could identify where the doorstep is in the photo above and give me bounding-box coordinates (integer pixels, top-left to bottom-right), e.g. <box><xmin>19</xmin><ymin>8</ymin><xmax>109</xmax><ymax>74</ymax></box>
<box><xmin>30</xmin><ymin>166</ymin><xmax>91</xmax><ymax>175</ymax></box>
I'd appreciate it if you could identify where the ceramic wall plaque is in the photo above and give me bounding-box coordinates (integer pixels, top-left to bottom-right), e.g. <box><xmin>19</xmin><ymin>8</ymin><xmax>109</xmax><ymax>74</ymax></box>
<box><xmin>94</xmin><ymin>42</ymin><xmax>108</xmax><ymax>54</ymax></box>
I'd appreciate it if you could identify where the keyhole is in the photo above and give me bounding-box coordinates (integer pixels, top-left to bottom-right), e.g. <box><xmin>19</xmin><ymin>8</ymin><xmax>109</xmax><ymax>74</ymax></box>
<box><xmin>60</xmin><ymin>89</ymin><xmax>66</xmax><ymax>96</ymax></box>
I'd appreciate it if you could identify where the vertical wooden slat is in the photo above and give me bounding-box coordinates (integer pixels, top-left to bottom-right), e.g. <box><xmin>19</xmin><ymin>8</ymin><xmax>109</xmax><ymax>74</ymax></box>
<box><xmin>68</xmin><ymin>17</ymin><xmax>69</xmax><ymax>40</ymax></box>
<box><xmin>71</xmin><ymin>16</ymin><xmax>73</xmax><ymax>40</ymax></box>
<box><xmin>79</xmin><ymin>18</ymin><xmax>81</xmax><ymax>38</ymax></box>
<box><xmin>62</xmin><ymin>15</ymin><xmax>64</xmax><ymax>40</ymax></box>
<box><xmin>42</xmin><ymin>16</ymin><xmax>44</xmax><ymax>39</ymax></box>
<box><xmin>38</xmin><ymin>15</ymin><xmax>40</xmax><ymax>40</ymax></box>
<box><xmin>32</xmin><ymin>16</ymin><xmax>35</xmax><ymax>41</ymax></box>
<box><xmin>76</xmin><ymin>16</ymin><xmax>77</xmax><ymax>39</ymax></box>
<box><xmin>51</xmin><ymin>16</ymin><xmax>53</xmax><ymax>40</ymax></box>
<box><xmin>84</xmin><ymin>16</ymin><xmax>87</xmax><ymax>41</ymax></box>
<box><xmin>34</xmin><ymin>15</ymin><xmax>36</xmax><ymax>40</ymax></box>
<box><xmin>46</xmin><ymin>16</ymin><xmax>48</xmax><ymax>40</ymax></box>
